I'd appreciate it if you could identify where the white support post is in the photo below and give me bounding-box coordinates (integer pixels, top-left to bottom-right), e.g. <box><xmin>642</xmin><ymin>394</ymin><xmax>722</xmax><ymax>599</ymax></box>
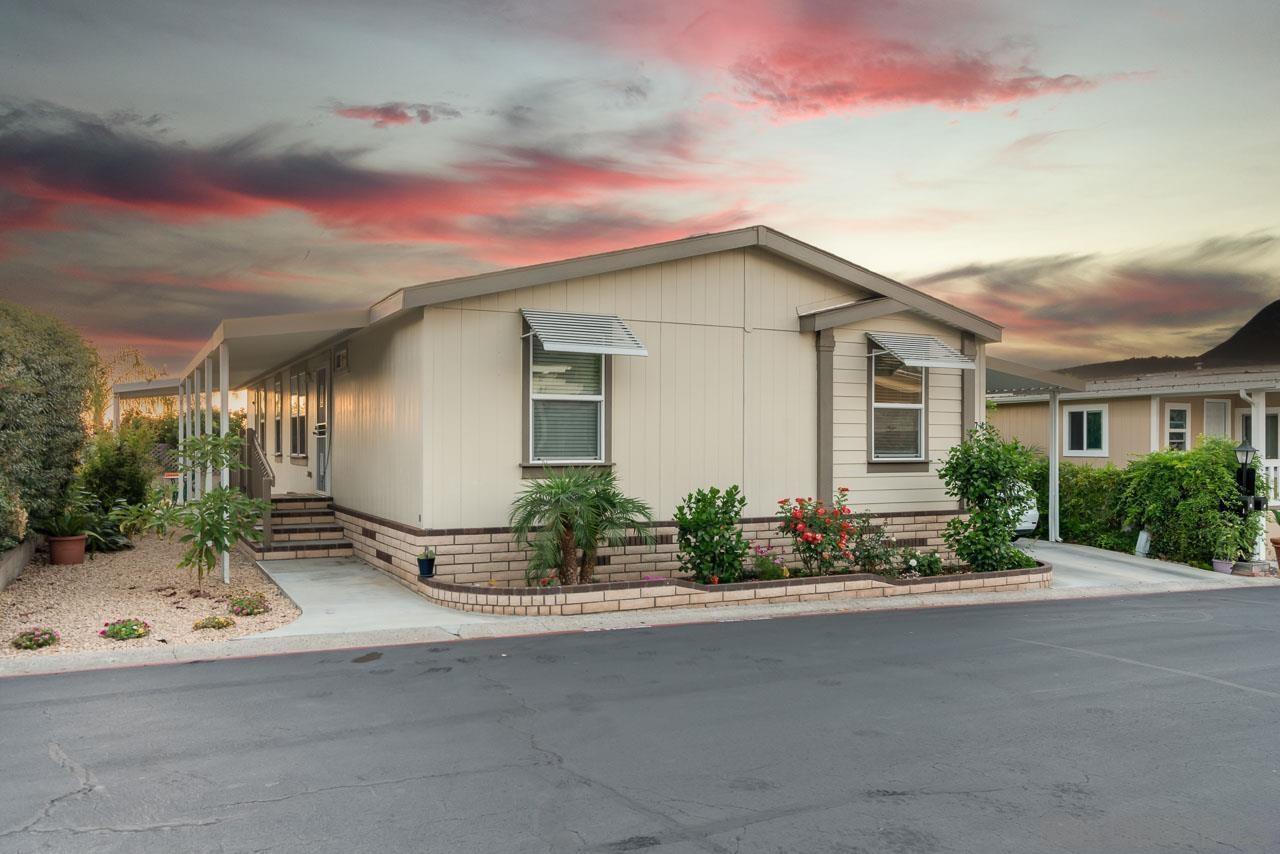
<box><xmin>1048</xmin><ymin>389</ymin><xmax>1060</xmax><ymax>543</ymax></box>
<box><xmin>192</xmin><ymin>368</ymin><xmax>202</xmax><ymax>499</ymax></box>
<box><xmin>1149</xmin><ymin>395</ymin><xmax>1161</xmax><ymax>451</ymax></box>
<box><xmin>204</xmin><ymin>357</ymin><xmax>214</xmax><ymax>495</ymax></box>
<box><xmin>1251</xmin><ymin>389</ymin><xmax>1268</xmax><ymax>561</ymax></box>
<box><xmin>219</xmin><ymin>344</ymin><xmax>231</xmax><ymax>584</ymax></box>
<box><xmin>111</xmin><ymin>395</ymin><xmax>120</xmax><ymax>431</ymax></box>
<box><xmin>177</xmin><ymin>379</ymin><xmax>187</xmax><ymax>504</ymax></box>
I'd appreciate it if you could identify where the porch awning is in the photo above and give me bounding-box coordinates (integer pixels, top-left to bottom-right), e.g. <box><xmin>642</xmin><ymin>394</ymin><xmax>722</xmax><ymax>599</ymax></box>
<box><xmin>866</xmin><ymin>331</ymin><xmax>974</xmax><ymax>369</ymax></box>
<box><xmin>521</xmin><ymin>309</ymin><xmax>648</xmax><ymax>356</ymax></box>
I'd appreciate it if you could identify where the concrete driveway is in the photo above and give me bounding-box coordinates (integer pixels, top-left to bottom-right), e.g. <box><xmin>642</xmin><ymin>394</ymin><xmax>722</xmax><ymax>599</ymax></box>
<box><xmin>1020</xmin><ymin>539</ymin><xmax>1247</xmax><ymax>589</ymax></box>
<box><xmin>255</xmin><ymin>557</ymin><xmax>495</xmax><ymax>637</ymax></box>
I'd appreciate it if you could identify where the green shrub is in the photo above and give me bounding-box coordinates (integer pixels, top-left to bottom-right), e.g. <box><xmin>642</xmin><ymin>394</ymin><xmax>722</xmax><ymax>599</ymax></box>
<box><xmin>940</xmin><ymin>422</ymin><xmax>1037</xmax><ymax>572</ymax></box>
<box><xmin>80</xmin><ymin>426</ymin><xmax>156</xmax><ymax>508</ymax></box>
<box><xmin>0</xmin><ymin>471</ymin><xmax>28</xmax><ymax>551</ymax></box>
<box><xmin>0</xmin><ymin>300</ymin><xmax>95</xmax><ymax>523</ymax></box>
<box><xmin>100</xmin><ymin>618</ymin><xmax>150</xmax><ymax>640</ymax></box>
<box><xmin>11</xmin><ymin>627</ymin><xmax>58</xmax><ymax>650</ymax></box>
<box><xmin>1121</xmin><ymin>437</ymin><xmax>1256</xmax><ymax>565</ymax></box>
<box><xmin>193</xmin><ymin>615</ymin><xmax>236</xmax><ymax>631</ymax></box>
<box><xmin>228</xmin><ymin>592</ymin><xmax>270</xmax><ymax>616</ymax></box>
<box><xmin>1027</xmin><ymin>458</ymin><xmax>1137</xmax><ymax>553</ymax></box>
<box><xmin>674</xmin><ymin>485</ymin><xmax>749</xmax><ymax>584</ymax></box>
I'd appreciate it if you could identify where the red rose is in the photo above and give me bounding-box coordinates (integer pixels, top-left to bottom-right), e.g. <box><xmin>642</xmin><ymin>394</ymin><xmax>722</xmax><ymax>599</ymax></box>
<box><xmin>796</xmin><ymin>522</ymin><xmax>806</xmax><ymax>533</ymax></box>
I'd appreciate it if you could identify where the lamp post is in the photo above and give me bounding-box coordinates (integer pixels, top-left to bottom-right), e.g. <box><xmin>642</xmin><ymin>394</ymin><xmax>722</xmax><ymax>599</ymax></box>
<box><xmin>1233</xmin><ymin>441</ymin><xmax>1273</xmax><ymax>575</ymax></box>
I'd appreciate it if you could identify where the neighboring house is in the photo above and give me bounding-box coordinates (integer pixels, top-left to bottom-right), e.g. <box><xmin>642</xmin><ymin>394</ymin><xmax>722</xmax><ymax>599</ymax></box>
<box><xmin>119</xmin><ymin>226</ymin><xmax>1060</xmax><ymax>586</ymax></box>
<box><xmin>988</xmin><ymin>300</ymin><xmax>1280</xmax><ymax>509</ymax></box>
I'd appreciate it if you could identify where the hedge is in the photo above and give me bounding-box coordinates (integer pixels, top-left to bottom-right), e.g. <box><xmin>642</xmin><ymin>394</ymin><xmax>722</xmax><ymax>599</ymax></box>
<box><xmin>0</xmin><ymin>300</ymin><xmax>95</xmax><ymax>522</ymax></box>
<box><xmin>1029</xmin><ymin>437</ymin><xmax>1255</xmax><ymax>566</ymax></box>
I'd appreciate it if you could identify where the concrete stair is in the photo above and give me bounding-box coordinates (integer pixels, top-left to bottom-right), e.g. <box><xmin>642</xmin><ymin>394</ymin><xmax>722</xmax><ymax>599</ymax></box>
<box><xmin>242</xmin><ymin>496</ymin><xmax>354</xmax><ymax>560</ymax></box>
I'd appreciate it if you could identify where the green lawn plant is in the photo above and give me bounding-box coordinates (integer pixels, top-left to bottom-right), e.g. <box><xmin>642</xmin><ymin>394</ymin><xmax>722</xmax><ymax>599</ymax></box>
<box><xmin>228</xmin><ymin>592</ymin><xmax>269</xmax><ymax>616</ymax></box>
<box><xmin>939</xmin><ymin>422</ymin><xmax>1038</xmax><ymax>572</ymax></box>
<box><xmin>11</xmin><ymin>627</ymin><xmax>59</xmax><ymax>650</ymax></box>
<box><xmin>100</xmin><ymin>618</ymin><xmax>149</xmax><ymax>641</ymax></box>
<box><xmin>673</xmin><ymin>485</ymin><xmax>749</xmax><ymax>584</ymax></box>
<box><xmin>193</xmin><ymin>615</ymin><xmax>236</xmax><ymax>630</ymax></box>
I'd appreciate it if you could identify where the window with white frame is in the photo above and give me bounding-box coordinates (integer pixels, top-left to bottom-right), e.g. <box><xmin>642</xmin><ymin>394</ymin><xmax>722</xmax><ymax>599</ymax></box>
<box><xmin>1064</xmin><ymin>404</ymin><xmax>1107</xmax><ymax>456</ymax></box>
<box><xmin>1239</xmin><ymin>411</ymin><xmax>1280</xmax><ymax>460</ymax></box>
<box><xmin>272</xmin><ymin>375</ymin><xmax>283</xmax><ymax>456</ymax></box>
<box><xmin>288</xmin><ymin>365</ymin><xmax>307</xmax><ymax>458</ymax></box>
<box><xmin>528</xmin><ymin>337</ymin><xmax>604</xmax><ymax>462</ymax></box>
<box><xmin>870</xmin><ymin>352</ymin><xmax>926</xmax><ymax>461</ymax></box>
<box><xmin>1204</xmin><ymin>399</ymin><xmax>1230</xmax><ymax>439</ymax></box>
<box><xmin>1165</xmin><ymin>403</ymin><xmax>1190</xmax><ymax>451</ymax></box>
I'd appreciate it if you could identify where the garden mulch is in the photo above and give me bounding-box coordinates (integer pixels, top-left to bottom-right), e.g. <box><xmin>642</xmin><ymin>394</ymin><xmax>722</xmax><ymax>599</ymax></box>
<box><xmin>1</xmin><ymin>534</ymin><xmax>298</xmax><ymax>656</ymax></box>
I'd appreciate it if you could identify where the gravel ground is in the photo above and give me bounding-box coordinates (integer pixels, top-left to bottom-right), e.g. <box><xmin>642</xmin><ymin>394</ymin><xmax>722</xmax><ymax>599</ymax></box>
<box><xmin>1</xmin><ymin>535</ymin><xmax>299</xmax><ymax>656</ymax></box>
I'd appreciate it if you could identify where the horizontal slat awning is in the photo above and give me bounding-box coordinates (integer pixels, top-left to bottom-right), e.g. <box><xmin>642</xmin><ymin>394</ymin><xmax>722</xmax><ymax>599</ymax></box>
<box><xmin>866</xmin><ymin>331</ymin><xmax>975</xmax><ymax>369</ymax></box>
<box><xmin>521</xmin><ymin>309</ymin><xmax>648</xmax><ymax>356</ymax></box>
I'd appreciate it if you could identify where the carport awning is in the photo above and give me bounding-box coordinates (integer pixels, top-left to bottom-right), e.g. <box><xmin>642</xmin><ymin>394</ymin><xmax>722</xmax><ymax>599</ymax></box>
<box><xmin>866</xmin><ymin>331</ymin><xmax>974</xmax><ymax>369</ymax></box>
<box><xmin>521</xmin><ymin>309</ymin><xmax>648</xmax><ymax>356</ymax></box>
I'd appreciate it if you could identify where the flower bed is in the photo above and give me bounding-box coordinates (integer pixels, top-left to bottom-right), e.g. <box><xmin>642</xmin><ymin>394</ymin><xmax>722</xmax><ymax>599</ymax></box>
<box><xmin>417</xmin><ymin>563</ymin><xmax>1052</xmax><ymax>616</ymax></box>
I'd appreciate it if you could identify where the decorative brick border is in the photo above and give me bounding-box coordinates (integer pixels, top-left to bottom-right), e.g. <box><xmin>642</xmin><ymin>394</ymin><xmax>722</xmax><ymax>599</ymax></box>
<box><xmin>415</xmin><ymin>564</ymin><xmax>1052</xmax><ymax>616</ymax></box>
<box><xmin>334</xmin><ymin>503</ymin><xmax>965</xmax><ymax>590</ymax></box>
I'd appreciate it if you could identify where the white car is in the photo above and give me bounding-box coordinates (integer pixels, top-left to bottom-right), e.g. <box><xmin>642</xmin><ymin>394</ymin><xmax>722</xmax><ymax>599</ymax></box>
<box><xmin>1013</xmin><ymin>486</ymin><xmax>1039</xmax><ymax>539</ymax></box>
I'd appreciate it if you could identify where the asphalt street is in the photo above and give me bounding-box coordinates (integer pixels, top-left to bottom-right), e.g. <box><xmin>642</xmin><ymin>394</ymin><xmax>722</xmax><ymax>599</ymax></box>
<box><xmin>3</xmin><ymin>589</ymin><xmax>1280</xmax><ymax>853</ymax></box>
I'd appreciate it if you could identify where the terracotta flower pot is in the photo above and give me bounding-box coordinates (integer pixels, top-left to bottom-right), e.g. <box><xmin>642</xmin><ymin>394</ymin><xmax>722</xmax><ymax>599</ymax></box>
<box><xmin>48</xmin><ymin>535</ymin><xmax>87</xmax><ymax>566</ymax></box>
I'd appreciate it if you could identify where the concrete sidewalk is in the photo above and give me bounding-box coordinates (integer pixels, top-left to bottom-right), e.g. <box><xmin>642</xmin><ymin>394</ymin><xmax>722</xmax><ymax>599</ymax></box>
<box><xmin>255</xmin><ymin>556</ymin><xmax>494</xmax><ymax>637</ymax></box>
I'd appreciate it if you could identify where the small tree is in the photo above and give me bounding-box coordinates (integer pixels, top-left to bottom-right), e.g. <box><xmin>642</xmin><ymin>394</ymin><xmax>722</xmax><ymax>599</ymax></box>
<box><xmin>674</xmin><ymin>485</ymin><xmax>750</xmax><ymax>584</ymax></box>
<box><xmin>939</xmin><ymin>422</ymin><xmax>1036</xmax><ymax>572</ymax></box>
<box><xmin>576</xmin><ymin>472</ymin><xmax>654</xmax><ymax>584</ymax></box>
<box><xmin>118</xmin><ymin>433</ymin><xmax>269</xmax><ymax>586</ymax></box>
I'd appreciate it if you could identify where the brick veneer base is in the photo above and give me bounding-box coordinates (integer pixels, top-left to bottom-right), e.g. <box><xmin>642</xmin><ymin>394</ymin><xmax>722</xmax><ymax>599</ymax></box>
<box><xmin>334</xmin><ymin>505</ymin><xmax>965</xmax><ymax>590</ymax></box>
<box><xmin>417</xmin><ymin>565</ymin><xmax>1052</xmax><ymax>616</ymax></box>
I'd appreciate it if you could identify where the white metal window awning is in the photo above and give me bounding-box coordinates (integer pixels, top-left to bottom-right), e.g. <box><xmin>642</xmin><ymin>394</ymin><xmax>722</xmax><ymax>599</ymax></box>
<box><xmin>866</xmin><ymin>331</ymin><xmax>975</xmax><ymax>370</ymax></box>
<box><xmin>521</xmin><ymin>309</ymin><xmax>648</xmax><ymax>356</ymax></box>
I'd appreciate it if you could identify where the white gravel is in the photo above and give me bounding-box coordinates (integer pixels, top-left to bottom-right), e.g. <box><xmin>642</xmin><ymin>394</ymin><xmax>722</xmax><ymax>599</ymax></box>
<box><xmin>1</xmin><ymin>534</ymin><xmax>299</xmax><ymax>657</ymax></box>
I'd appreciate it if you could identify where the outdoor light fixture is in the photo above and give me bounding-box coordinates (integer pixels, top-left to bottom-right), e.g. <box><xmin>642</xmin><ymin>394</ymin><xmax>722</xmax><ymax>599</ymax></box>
<box><xmin>1235</xmin><ymin>441</ymin><xmax>1258</xmax><ymax>468</ymax></box>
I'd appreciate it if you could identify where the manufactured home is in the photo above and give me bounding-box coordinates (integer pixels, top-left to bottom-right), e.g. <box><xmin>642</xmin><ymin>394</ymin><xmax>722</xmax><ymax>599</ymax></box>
<box><xmin>116</xmin><ymin>227</ymin><xmax>1068</xmax><ymax>587</ymax></box>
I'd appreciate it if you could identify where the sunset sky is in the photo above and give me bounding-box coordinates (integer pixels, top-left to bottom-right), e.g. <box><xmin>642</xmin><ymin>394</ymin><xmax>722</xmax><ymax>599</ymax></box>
<box><xmin>1</xmin><ymin>0</ymin><xmax>1277</xmax><ymax>370</ymax></box>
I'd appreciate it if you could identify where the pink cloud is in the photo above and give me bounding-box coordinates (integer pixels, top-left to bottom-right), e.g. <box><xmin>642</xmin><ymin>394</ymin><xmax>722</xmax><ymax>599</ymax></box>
<box><xmin>330</xmin><ymin>101</ymin><xmax>461</xmax><ymax>128</ymax></box>
<box><xmin>567</xmin><ymin>0</ymin><xmax>1119</xmax><ymax>120</ymax></box>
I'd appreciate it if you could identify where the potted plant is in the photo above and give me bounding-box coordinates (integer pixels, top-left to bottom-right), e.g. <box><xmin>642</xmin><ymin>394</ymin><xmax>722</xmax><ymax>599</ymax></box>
<box><xmin>1270</xmin><ymin>510</ymin><xmax>1280</xmax><ymax>554</ymax></box>
<box><xmin>41</xmin><ymin>488</ymin><xmax>101</xmax><ymax>565</ymax></box>
<box><xmin>417</xmin><ymin>546</ymin><xmax>436</xmax><ymax>578</ymax></box>
<box><xmin>1211</xmin><ymin>516</ymin><xmax>1240</xmax><ymax>573</ymax></box>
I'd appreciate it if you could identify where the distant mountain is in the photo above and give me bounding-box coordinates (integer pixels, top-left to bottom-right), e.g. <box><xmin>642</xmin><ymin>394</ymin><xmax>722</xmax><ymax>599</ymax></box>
<box><xmin>1063</xmin><ymin>298</ymin><xmax>1280</xmax><ymax>379</ymax></box>
<box><xmin>1065</xmin><ymin>356</ymin><xmax>1201</xmax><ymax>380</ymax></box>
<box><xmin>1199</xmin><ymin>299</ymin><xmax>1280</xmax><ymax>366</ymax></box>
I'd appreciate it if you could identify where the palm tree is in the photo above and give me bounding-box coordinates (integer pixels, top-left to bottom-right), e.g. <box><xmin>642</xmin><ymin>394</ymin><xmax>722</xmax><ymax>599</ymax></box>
<box><xmin>577</xmin><ymin>471</ymin><xmax>654</xmax><ymax>583</ymax></box>
<box><xmin>509</xmin><ymin>468</ymin><xmax>597</xmax><ymax>584</ymax></box>
<box><xmin>509</xmin><ymin>468</ymin><xmax>654</xmax><ymax>585</ymax></box>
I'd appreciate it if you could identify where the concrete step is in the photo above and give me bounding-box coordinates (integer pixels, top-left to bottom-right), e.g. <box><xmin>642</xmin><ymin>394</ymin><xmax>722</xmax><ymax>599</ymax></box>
<box><xmin>268</xmin><ymin>507</ymin><xmax>337</xmax><ymax>525</ymax></box>
<box><xmin>255</xmin><ymin>523</ymin><xmax>346</xmax><ymax>543</ymax></box>
<box><xmin>270</xmin><ymin>496</ymin><xmax>333</xmax><ymax>512</ymax></box>
<box><xmin>244</xmin><ymin>538</ymin><xmax>355</xmax><ymax>560</ymax></box>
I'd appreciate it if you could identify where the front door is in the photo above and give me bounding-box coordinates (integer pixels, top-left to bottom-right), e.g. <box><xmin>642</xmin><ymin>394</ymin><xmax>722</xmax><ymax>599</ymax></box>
<box><xmin>314</xmin><ymin>365</ymin><xmax>330</xmax><ymax>493</ymax></box>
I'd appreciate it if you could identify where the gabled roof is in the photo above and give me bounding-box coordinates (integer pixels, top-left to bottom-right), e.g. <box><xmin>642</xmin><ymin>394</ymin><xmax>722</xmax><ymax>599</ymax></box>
<box><xmin>371</xmin><ymin>225</ymin><xmax>1002</xmax><ymax>341</ymax></box>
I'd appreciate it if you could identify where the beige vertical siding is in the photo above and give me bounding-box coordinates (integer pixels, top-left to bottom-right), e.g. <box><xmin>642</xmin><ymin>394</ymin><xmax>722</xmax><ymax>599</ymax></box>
<box><xmin>831</xmin><ymin>314</ymin><xmax>969</xmax><ymax>512</ymax></box>
<box><xmin>420</xmin><ymin>248</ymin><xmax>853</xmax><ymax>528</ymax></box>
<box><xmin>329</xmin><ymin>311</ymin><xmax>424</xmax><ymax>526</ymax></box>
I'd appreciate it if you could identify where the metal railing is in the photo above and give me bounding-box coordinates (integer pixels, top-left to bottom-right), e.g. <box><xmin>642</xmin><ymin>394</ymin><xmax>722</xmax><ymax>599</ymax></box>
<box><xmin>241</xmin><ymin>427</ymin><xmax>276</xmax><ymax>549</ymax></box>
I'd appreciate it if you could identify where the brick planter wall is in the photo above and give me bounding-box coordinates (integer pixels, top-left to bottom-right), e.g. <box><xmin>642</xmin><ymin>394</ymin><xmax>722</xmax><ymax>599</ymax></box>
<box><xmin>416</xmin><ymin>564</ymin><xmax>1052</xmax><ymax>616</ymax></box>
<box><xmin>334</xmin><ymin>505</ymin><xmax>963</xmax><ymax>590</ymax></box>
